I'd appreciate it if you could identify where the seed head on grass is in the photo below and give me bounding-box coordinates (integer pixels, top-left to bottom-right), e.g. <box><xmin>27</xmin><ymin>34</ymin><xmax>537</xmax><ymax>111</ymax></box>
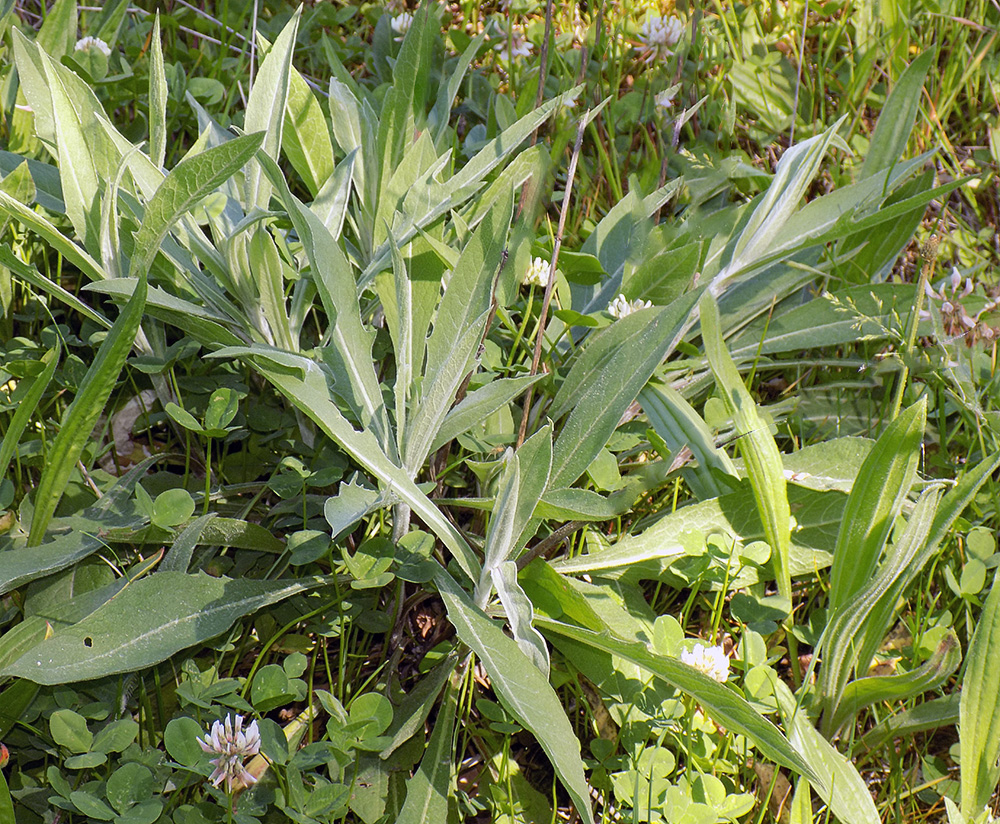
<box><xmin>199</xmin><ymin>714</ymin><xmax>261</xmax><ymax>793</ymax></box>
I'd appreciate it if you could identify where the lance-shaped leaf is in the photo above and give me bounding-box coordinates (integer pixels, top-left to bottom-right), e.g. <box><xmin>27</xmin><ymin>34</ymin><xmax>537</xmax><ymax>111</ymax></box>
<box><xmin>639</xmin><ymin>382</ymin><xmax>738</xmax><ymax>501</ymax></box>
<box><xmin>493</xmin><ymin>561</ymin><xmax>549</xmax><ymax>678</ymax></box>
<box><xmin>551</xmin><ymin>289</ymin><xmax>700</xmax><ymax>489</ymax></box>
<box><xmin>818</xmin><ymin>484</ymin><xmax>942</xmax><ymax>736</ymax></box>
<box><xmin>3</xmin><ymin>572</ymin><xmax>332</xmax><ymax>684</ymax></box>
<box><xmin>826</xmin><ymin>630</ymin><xmax>960</xmax><ymax>735</ymax></box>
<box><xmin>28</xmin><ymin>274</ymin><xmax>147</xmax><ymax>545</ymax></box>
<box><xmin>130</xmin><ymin>133</ymin><xmax>265</xmax><ymax>279</ymax></box>
<box><xmin>244</xmin><ymin>9</ymin><xmax>299</xmax><ymax>209</ymax></box>
<box><xmin>700</xmin><ymin>292</ymin><xmax>791</xmax><ymax>604</ymax></box>
<box><xmin>961</xmin><ymin>566</ymin><xmax>1000</xmax><ymax>815</ymax></box>
<box><xmin>436</xmin><ymin>571</ymin><xmax>594</xmax><ymax>824</ymax></box>
<box><xmin>827</xmin><ymin>398</ymin><xmax>925</xmax><ymax>615</ymax></box>
<box><xmin>396</xmin><ymin>682</ymin><xmax>457</xmax><ymax>824</ymax></box>
<box><xmin>148</xmin><ymin>14</ymin><xmax>167</xmax><ymax>168</ymax></box>
<box><xmin>535</xmin><ymin>615</ymin><xmax>814</xmax><ymax>781</ymax></box>
<box><xmin>258</xmin><ymin>152</ymin><xmax>394</xmax><ymax>458</ymax></box>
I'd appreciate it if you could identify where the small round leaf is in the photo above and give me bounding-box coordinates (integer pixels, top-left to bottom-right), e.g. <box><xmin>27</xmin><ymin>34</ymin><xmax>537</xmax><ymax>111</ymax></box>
<box><xmin>107</xmin><ymin>763</ymin><xmax>153</xmax><ymax>813</ymax></box>
<box><xmin>164</xmin><ymin>717</ymin><xmax>206</xmax><ymax>766</ymax></box>
<box><xmin>152</xmin><ymin>488</ymin><xmax>196</xmax><ymax>529</ymax></box>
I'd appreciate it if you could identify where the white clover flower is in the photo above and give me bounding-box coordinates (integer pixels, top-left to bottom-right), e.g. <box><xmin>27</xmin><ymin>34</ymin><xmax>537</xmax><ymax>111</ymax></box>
<box><xmin>680</xmin><ymin>643</ymin><xmax>730</xmax><ymax>682</ymax></box>
<box><xmin>198</xmin><ymin>714</ymin><xmax>261</xmax><ymax>793</ymax></box>
<box><xmin>636</xmin><ymin>15</ymin><xmax>684</xmax><ymax>63</ymax></box>
<box><xmin>522</xmin><ymin>257</ymin><xmax>550</xmax><ymax>288</ymax></box>
<box><xmin>921</xmin><ymin>266</ymin><xmax>977</xmax><ymax>335</ymax></box>
<box><xmin>391</xmin><ymin>12</ymin><xmax>413</xmax><ymax>41</ymax></box>
<box><xmin>608</xmin><ymin>293</ymin><xmax>653</xmax><ymax>319</ymax></box>
<box><xmin>494</xmin><ymin>27</ymin><xmax>533</xmax><ymax>61</ymax></box>
<box><xmin>74</xmin><ymin>36</ymin><xmax>112</xmax><ymax>57</ymax></box>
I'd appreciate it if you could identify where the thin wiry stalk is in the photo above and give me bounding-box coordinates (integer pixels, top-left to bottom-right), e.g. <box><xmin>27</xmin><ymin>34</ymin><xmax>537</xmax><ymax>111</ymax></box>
<box><xmin>790</xmin><ymin>0</ymin><xmax>809</xmax><ymax>145</ymax></box>
<box><xmin>516</xmin><ymin>114</ymin><xmax>588</xmax><ymax>449</ymax></box>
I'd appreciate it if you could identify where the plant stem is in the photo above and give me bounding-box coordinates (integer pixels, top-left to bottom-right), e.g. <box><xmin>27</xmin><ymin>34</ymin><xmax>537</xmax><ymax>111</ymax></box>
<box><xmin>516</xmin><ymin>114</ymin><xmax>588</xmax><ymax>448</ymax></box>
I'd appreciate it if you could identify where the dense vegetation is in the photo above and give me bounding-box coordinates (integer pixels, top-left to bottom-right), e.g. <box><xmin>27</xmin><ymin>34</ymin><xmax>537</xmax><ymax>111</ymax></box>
<box><xmin>0</xmin><ymin>1</ymin><xmax>999</xmax><ymax>822</ymax></box>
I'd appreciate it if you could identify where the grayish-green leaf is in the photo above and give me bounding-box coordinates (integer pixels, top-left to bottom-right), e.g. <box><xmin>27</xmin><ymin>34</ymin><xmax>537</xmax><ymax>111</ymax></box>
<box><xmin>244</xmin><ymin>10</ymin><xmax>299</xmax><ymax>209</ymax></box>
<box><xmin>131</xmin><ymin>133</ymin><xmax>265</xmax><ymax>278</ymax></box>
<box><xmin>537</xmin><ymin>615</ymin><xmax>814</xmax><ymax>782</ymax></box>
<box><xmin>429</xmin><ymin>374</ymin><xmax>544</xmax><ymax>453</ymax></box>
<box><xmin>436</xmin><ymin>572</ymin><xmax>594</xmax><ymax>824</ymax></box>
<box><xmin>217</xmin><ymin>346</ymin><xmax>479</xmax><ymax>582</ymax></box>
<box><xmin>772</xmin><ymin>678</ymin><xmax>878</xmax><ymax>824</ymax></box>
<box><xmin>551</xmin><ymin>290</ymin><xmax>700</xmax><ymax>489</ymax></box>
<box><xmin>4</xmin><ymin>572</ymin><xmax>331</xmax><ymax>684</ymax></box>
<box><xmin>701</xmin><ymin>292</ymin><xmax>791</xmax><ymax>603</ymax></box>
<box><xmin>961</xmin><ymin>566</ymin><xmax>1000</xmax><ymax>815</ymax></box>
<box><xmin>148</xmin><ymin>14</ymin><xmax>167</xmax><ymax>169</ymax></box>
<box><xmin>493</xmin><ymin>561</ymin><xmax>549</xmax><ymax>678</ymax></box>
<box><xmin>859</xmin><ymin>50</ymin><xmax>934</xmax><ymax>180</ymax></box>
<box><xmin>257</xmin><ymin>153</ymin><xmax>394</xmax><ymax>458</ymax></box>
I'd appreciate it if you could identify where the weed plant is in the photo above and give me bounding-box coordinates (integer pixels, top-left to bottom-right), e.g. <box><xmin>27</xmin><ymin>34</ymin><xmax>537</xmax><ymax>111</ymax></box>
<box><xmin>0</xmin><ymin>1</ymin><xmax>999</xmax><ymax>823</ymax></box>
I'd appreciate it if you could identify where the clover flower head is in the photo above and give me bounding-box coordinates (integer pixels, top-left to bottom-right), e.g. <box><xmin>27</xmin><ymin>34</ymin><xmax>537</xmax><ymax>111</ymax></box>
<box><xmin>391</xmin><ymin>12</ymin><xmax>413</xmax><ymax>40</ymax></box>
<box><xmin>198</xmin><ymin>714</ymin><xmax>261</xmax><ymax>793</ymax></box>
<box><xmin>636</xmin><ymin>15</ymin><xmax>684</xmax><ymax>63</ymax></box>
<box><xmin>680</xmin><ymin>643</ymin><xmax>730</xmax><ymax>682</ymax></box>
<box><xmin>608</xmin><ymin>293</ymin><xmax>653</xmax><ymax>319</ymax></box>
<box><xmin>523</xmin><ymin>257</ymin><xmax>550</xmax><ymax>288</ymax></box>
<box><xmin>921</xmin><ymin>265</ymin><xmax>979</xmax><ymax>340</ymax></box>
<box><xmin>494</xmin><ymin>27</ymin><xmax>533</xmax><ymax>61</ymax></box>
<box><xmin>75</xmin><ymin>36</ymin><xmax>112</xmax><ymax>57</ymax></box>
